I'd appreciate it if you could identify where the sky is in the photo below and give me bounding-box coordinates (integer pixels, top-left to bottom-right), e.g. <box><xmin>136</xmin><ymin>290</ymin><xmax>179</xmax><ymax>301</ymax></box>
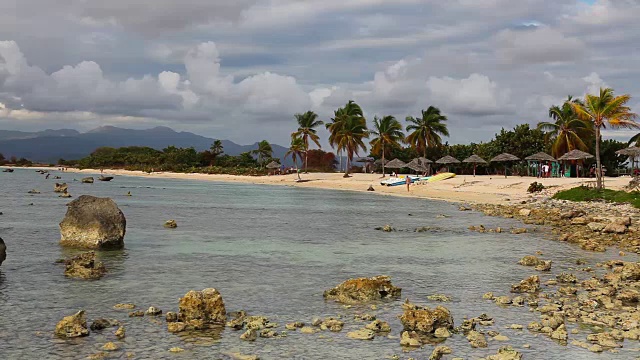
<box><xmin>0</xmin><ymin>0</ymin><xmax>639</xmax><ymax>148</ymax></box>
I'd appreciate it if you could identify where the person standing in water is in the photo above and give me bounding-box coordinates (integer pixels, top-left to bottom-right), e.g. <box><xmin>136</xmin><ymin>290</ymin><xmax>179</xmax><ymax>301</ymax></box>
<box><xmin>405</xmin><ymin>175</ymin><xmax>411</xmax><ymax>192</ymax></box>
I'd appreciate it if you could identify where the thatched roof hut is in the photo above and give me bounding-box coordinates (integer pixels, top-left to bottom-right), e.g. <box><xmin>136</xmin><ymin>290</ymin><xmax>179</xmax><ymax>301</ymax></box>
<box><xmin>490</xmin><ymin>153</ymin><xmax>520</xmax><ymax>162</ymax></box>
<box><xmin>525</xmin><ymin>152</ymin><xmax>556</xmax><ymax>162</ymax></box>
<box><xmin>435</xmin><ymin>155</ymin><xmax>461</xmax><ymax>164</ymax></box>
<box><xmin>266</xmin><ymin>161</ymin><xmax>281</xmax><ymax>169</ymax></box>
<box><xmin>557</xmin><ymin>149</ymin><xmax>593</xmax><ymax>161</ymax></box>
<box><xmin>418</xmin><ymin>157</ymin><xmax>433</xmax><ymax>164</ymax></box>
<box><xmin>385</xmin><ymin>158</ymin><xmax>407</xmax><ymax>169</ymax></box>
<box><xmin>462</xmin><ymin>155</ymin><xmax>487</xmax><ymax>164</ymax></box>
<box><xmin>406</xmin><ymin>158</ymin><xmax>429</xmax><ymax>172</ymax></box>
<box><xmin>616</xmin><ymin>146</ymin><xmax>640</xmax><ymax>157</ymax></box>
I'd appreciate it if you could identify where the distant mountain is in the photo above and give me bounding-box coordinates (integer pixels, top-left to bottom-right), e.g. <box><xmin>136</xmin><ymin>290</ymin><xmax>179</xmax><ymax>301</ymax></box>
<box><xmin>0</xmin><ymin>126</ymin><xmax>291</xmax><ymax>165</ymax></box>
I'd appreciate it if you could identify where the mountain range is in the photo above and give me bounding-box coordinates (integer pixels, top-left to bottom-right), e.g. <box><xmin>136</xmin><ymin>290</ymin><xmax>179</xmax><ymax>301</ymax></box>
<box><xmin>0</xmin><ymin>126</ymin><xmax>291</xmax><ymax>164</ymax></box>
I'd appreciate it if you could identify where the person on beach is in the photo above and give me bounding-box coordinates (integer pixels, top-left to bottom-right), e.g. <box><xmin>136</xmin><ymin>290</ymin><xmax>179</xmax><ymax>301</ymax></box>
<box><xmin>406</xmin><ymin>175</ymin><xmax>411</xmax><ymax>192</ymax></box>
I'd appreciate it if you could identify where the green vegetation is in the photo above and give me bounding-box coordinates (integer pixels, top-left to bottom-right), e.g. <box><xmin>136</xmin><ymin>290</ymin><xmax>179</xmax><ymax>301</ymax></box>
<box><xmin>326</xmin><ymin>100</ymin><xmax>369</xmax><ymax>177</ymax></box>
<box><xmin>292</xmin><ymin>111</ymin><xmax>324</xmax><ymax>173</ymax></box>
<box><xmin>369</xmin><ymin>115</ymin><xmax>404</xmax><ymax>177</ymax></box>
<box><xmin>553</xmin><ymin>186</ymin><xmax>640</xmax><ymax>209</ymax></box>
<box><xmin>405</xmin><ymin>106</ymin><xmax>449</xmax><ymax>158</ymax></box>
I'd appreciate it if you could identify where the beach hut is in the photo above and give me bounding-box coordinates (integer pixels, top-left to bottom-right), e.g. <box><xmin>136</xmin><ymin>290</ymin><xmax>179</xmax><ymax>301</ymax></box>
<box><xmin>418</xmin><ymin>157</ymin><xmax>433</xmax><ymax>175</ymax></box>
<box><xmin>406</xmin><ymin>158</ymin><xmax>429</xmax><ymax>174</ymax></box>
<box><xmin>490</xmin><ymin>153</ymin><xmax>520</xmax><ymax>178</ymax></box>
<box><xmin>384</xmin><ymin>159</ymin><xmax>407</xmax><ymax>175</ymax></box>
<box><xmin>266</xmin><ymin>160</ymin><xmax>281</xmax><ymax>175</ymax></box>
<box><xmin>462</xmin><ymin>154</ymin><xmax>487</xmax><ymax>177</ymax></box>
<box><xmin>525</xmin><ymin>152</ymin><xmax>556</xmax><ymax>177</ymax></box>
<box><xmin>557</xmin><ymin>150</ymin><xmax>594</xmax><ymax>178</ymax></box>
<box><xmin>616</xmin><ymin>146</ymin><xmax>640</xmax><ymax>176</ymax></box>
<box><xmin>435</xmin><ymin>155</ymin><xmax>460</xmax><ymax>173</ymax></box>
<box><xmin>356</xmin><ymin>157</ymin><xmax>375</xmax><ymax>173</ymax></box>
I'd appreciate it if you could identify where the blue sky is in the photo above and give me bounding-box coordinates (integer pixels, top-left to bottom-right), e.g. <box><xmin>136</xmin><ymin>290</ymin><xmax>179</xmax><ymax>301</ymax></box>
<box><xmin>0</xmin><ymin>0</ymin><xmax>638</xmax><ymax>147</ymax></box>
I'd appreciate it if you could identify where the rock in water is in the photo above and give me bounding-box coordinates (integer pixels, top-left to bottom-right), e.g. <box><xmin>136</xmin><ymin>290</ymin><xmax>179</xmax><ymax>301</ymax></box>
<box><xmin>177</xmin><ymin>288</ymin><xmax>226</xmax><ymax>330</ymax></box>
<box><xmin>55</xmin><ymin>310</ymin><xmax>89</xmax><ymax>338</ymax></box>
<box><xmin>82</xmin><ymin>177</ymin><xmax>94</xmax><ymax>184</ymax></box>
<box><xmin>510</xmin><ymin>275</ymin><xmax>540</xmax><ymax>293</ymax></box>
<box><xmin>164</xmin><ymin>220</ymin><xmax>177</xmax><ymax>229</ymax></box>
<box><xmin>399</xmin><ymin>300</ymin><xmax>454</xmax><ymax>334</ymax></box>
<box><xmin>486</xmin><ymin>346</ymin><xmax>523</xmax><ymax>360</ymax></box>
<box><xmin>323</xmin><ymin>275</ymin><xmax>401</xmax><ymax>304</ymax></box>
<box><xmin>59</xmin><ymin>195</ymin><xmax>126</xmax><ymax>249</ymax></box>
<box><xmin>54</xmin><ymin>183</ymin><xmax>68</xmax><ymax>193</ymax></box>
<box><xmin>0</xmin><ymin>236</ymin><xmax>6</xmax><ymax>267</ymax></box>
<box><xmin>64</xmin><ymin>252</ymin><xmax>106</xmax><ymax>280</ymax></box>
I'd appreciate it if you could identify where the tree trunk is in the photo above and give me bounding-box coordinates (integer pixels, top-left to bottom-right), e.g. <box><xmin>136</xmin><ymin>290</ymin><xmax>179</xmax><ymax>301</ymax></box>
<box><xmin>595</xmin><ymin>126</ymin><xmax>602</xmax><ymax>190</ymax></box>
<box><xmin>295</xmin><ymin>159</ymin><xmax>301</xmax><ymax>180</ymax></box>
<box><xmin>344</xmin><ymin>149</ymin><xmax>351</xmax><ymax>177</ymax></box>
<box><xmin>304</xmin><ymin>152</ymin><xmax>308</xmax><ymax>174</ymax></box>
<box><xmin>381</xmin><ymin>140</ymin><xmax>386</xmax><ymax>178</ymax></box>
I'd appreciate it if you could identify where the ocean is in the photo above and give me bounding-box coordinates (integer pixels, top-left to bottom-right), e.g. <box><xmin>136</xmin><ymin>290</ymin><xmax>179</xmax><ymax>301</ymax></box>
<box><xmin>0</xmin><ymin>168</ymin><xmax>629</xmax><ymax>359</ymax></box>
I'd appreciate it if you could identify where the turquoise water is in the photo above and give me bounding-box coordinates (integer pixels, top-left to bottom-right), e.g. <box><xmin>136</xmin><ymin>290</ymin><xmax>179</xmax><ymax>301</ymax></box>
<box><xmin>0</xmin><ymin>168</ymin><xmax>633</xmax><ymax>359</ymax></box>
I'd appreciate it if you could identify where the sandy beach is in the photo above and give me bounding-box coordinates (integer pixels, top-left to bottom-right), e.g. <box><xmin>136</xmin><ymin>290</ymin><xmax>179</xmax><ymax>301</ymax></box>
<box><xmin>57</xmin><ymin>167</ymin><xmax>635</xmax><ymax>205</ymax></box>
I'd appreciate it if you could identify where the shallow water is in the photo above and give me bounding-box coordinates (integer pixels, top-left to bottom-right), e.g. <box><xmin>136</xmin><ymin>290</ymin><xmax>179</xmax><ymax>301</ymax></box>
<box><xmin>0</xmin><ymin>168</ymin><xmax>636</xmax><ymax>359</ymax></box>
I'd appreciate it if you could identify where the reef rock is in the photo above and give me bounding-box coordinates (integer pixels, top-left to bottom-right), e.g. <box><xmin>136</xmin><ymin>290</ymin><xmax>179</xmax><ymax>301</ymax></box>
<box><xmin>63</xmin><ymin>251</ymin><xmax>106</xmax><ymax>280</ymax></box>
<box><xmin>517</xmin><ymin>255</ymin><xmax>541</xmax><ymax>266</ymax></box>
<box><xmin>399</xmin><ymin>300</ymin><xmax>454</xmax><ymax>334</ymax></box>
<box><xmin>82</xmin><ymin>177</ymin><xmax>94</xmax><ymax>184</ymax></box>
<box><xmin>323</xmin><ymin>275</ymin><xmax>401</xmax><ymax>304</ymax></box>
<box><xmin>55</xmin><ymin>310</ymin><xmax>89</xmax><ymax>338</ymax></box>
<box><xmin>486</xmin><ymin>346</ymin><xmax>523</xmax><ymax>360</ymax></box>
<box><xmin>54</xmin><ymin>183</ymin><xmax>68</xmax><ymax>193</ymax></box>
<box><xmin>510</xmin><ymin>275</ymin><xmax>540</xmax><ymax>293</ymax></box>
<box><xmin>164</xmin><ymin>220</ymin><xmax>177</xmax><ymax>229</ymax></box>
<box><xmin>177</xmin><ymin>288</ymin><xmax>226</xmax><ymax>330</ymax></box>
<box><xmin>59</xmin><ymin>195</ymin><xmax>126</xmax><ymax>249</ymax></box>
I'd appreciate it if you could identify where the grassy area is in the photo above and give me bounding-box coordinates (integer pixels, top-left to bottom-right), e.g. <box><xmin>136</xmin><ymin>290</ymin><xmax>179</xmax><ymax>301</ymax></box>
<box><xmin>553</xmin><ymin>186</ymin><xmax>640</xmax><ymax>209</ymax></box>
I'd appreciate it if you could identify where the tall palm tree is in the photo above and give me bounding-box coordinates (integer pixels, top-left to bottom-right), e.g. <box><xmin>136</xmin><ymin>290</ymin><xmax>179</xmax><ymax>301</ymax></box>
<box><xmin>326</xmin><ymin>100</ymin><xmax>365</xmax><ymax>174</ymax></box>
<box><xmin>210</xmin><ymin>139</ymin><xmax>224</xmax><ymax>156</ymax></box>
<box><xmin>251</xmin><ymin>140</ymin><xmax>273</xmax><ymax>168</ymax></box>
<box><xmin>292</xmin><ymin>111</ymin><xmax>323</xmax><ymax>173</ymax></box>
<box><xmin>405</xmin><ymin>106</ymin><xmax>450</xmax><ymax>160</ymax></box>
<box><xmin>537</xmin><ymin>96</ymin><xmax>592</xmax><ymax>158</ymax></box>
<box><xmin>571</xmin><ymin>88</ymin><xmax>639</xmax><ymax>189</ymax></box>
<box><xmin>286</xmin><ymin>136</ymin><xmax>305</xmax><ymax>180</ymax></box>
<box><xmin>370</xmin><ymin>115</ymin><xmax>404</xmax><ymax>177</ymax></box>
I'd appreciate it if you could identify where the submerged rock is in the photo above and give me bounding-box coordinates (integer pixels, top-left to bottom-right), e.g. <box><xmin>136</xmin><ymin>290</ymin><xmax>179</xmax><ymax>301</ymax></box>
<box><xmin>54</xmin><ymin>183</ymin><xmax>68</xmax><ymax>193</ymax></box>
<box><xmin>399</xmin><ymin>300</ymin><xmax>454</xmax><ymax>334</ymax></box>
<box><xmin>517</xmin><ymin>255</ymin><xmax>541</xmax><ymax>266</ymax></box>
<box><xmin>346</xmin><ymin>328</ymin><xmax>375</xmax><ymax>340</ymax></box>
<box><xmin>164</xmin><ymin>220</ymin><xmax>177</xmax><ymax>229</ymax></box>
<box><xmin>59</xmin><ymin>195</ymin><xmax>126</xmax><ymax>249</ymax></box>
<box><xmin>365</xmin><ymin>319</ymin><xmax>391</xmax><ymax>333</ymax></box>
<box><xmin>510</xmin><ymin>275</ymin><xmax>540</xmax><ymax>293</ymax></box>
<box><xmin>400</xmin><ymin>331</ymin><xmax>421</xmax><ymax>347</ymax></box>
<box><xmin>486</xmin><ymin>346</ymin><xmax>523</xmax><ymax>360</ymax></box>
<box><xmin>90</xmin><ymin>318</ymin><xmax>119</xmax><ymax>331</ymax></box>
<box><xmin>323</xmin><ymin>275</ymin><xmax>401</xmax><ymax>304</ymax></box>
<box><xmin>55</xmin><ymin>310</ymin><xmax>89</xmax><ymax>338</ymax></box>
<box><xmin>0</xmin><ymin>236</ymin><xmax>5</xmax><ymax>267</ymax></box>
<box><xmin>429</xmin><ymin>346</ymin><xmax>452</xmax><ymax>360</ymax></box>
<box><xmin>466</xmin><ymin>330</ymin><xmax>487</xmax><ymax>348</ymax></box>
<box><xmin>82</xmin><ymin>177</ymin><xmax>94</xmax><ymax>184</ymax></box>
<box><xmin>63</xmin><ymin>251</ymin><xmax>106</xmax><ymax>280</ymax></box>
<box><xmin>146</xmin><ymin>306</ymin><xmax>162</xmax><ymax>316</ymax></box>
<box><xmin>177</xmin><ymin>288</ymin><xmax>226</xmax><ymax>330</ymax></box>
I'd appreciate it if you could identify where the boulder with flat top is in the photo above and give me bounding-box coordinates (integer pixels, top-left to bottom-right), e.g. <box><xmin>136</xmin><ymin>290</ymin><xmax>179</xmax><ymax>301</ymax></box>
<box><xmin>323</xmin><ymin>275</ymin><xmax>401</xmax><ymax>304</ymax></box>
<box><xmin>59</xmin><ymin>195</ymin><xmax>126</xmax><ymax>249</ymax></box>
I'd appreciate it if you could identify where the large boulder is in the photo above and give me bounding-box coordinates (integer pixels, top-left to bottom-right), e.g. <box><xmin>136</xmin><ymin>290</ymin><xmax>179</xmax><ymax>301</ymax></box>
<box><xmin>54</xmin><ymin>183</ymin><xmax>68</xmax><ymax>193</ymax></box>
<box><xmin>323</xmin><ymin>275</ymin><xmax>401</xmax><ymax>304</ymax></box>
<box><xmin>399</xmin><ymin>300</ymin><xmax>454</xmax><ymax>334</ymax></box>
<box><xmin>64</xmin><ymin>252</ymin><xmax>106</xmax><ymax>280</ymax></box>
<box><xmin>81</xmin><ymin>177</ymin><xmax>94</xmax><ymax>184</ymax></box>
<box><xmin>511</xmin><ymin>275</ymin><xmax>540</xmax><ymax>293</ymax></box>
<box><xmin>175</xmin><ymin>288</ymin><xmax>226</xmax><ymax>331</ymax></box>
<box><xmin>0</xmin><ymin>237</ymin><xmax>5</xmax><ymax>267</ymax></box>
<box><xmin>55</xmin><ymin>310</ymin><xmax>89</xmax><ymax>338</ymax></box>
<box><xmin>59</xmin><ymin>195</ymin><xmax>126</xmax><ymax>249</ymax></box>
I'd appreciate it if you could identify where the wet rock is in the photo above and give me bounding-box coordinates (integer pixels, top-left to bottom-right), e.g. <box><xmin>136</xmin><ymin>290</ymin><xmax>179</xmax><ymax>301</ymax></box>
<box><xmin>168</xmin><ymin>347</ymin><xmax>184</xmax><ymax>353</ymax></box>
<box><xmin>427</xmin><ymin>294</ymin><xmax>451</xmax><ymax>302</ymax></box>
<box><xmin>528</xmin><ymin>322</ymin><xmax>542</xmax><ymax>331</ymax></box>
<box><xmin>177</xmin><ymin>288</ymin><xmax>226</xmax><ymax>330</ymax></box>
<box><xmin>167</xmin><ymin>322</ymin><xmax>187</xmax><ymax>333</ymax></box>
<box><xmin>354</xmin><ymin>313</ymin><xmax>376</xmax><ymax>321</ymax></box>
<box><xmin>82</xmin><ymin>177</ymin><xmax>94</xmax><ymax>184</ymax></box>
<box><xmin>518</xmin><ymin>255</ymin><xmax>541</xmax><ymax>266</ymax></box>
<box><xmin>399</xmin><ymin>300</ymin><xmax>454</xmax><ymax>334</ymax></box>
<box><xmin>0</xmin><ymin>237</ymin><xmax>5</xmax><ymax>267</ymax></box>
<box><xmin>535</xmin><ymin>260</ymin><xmax>552</xmax><ymax>272</ymax></box>
<box><xmin>588</xmin><ymin>344</ymin><xmax>603</xmax><ymax>353</ymax></box>
<box><xmin>102</xmin><ymin>342</ymin><xmax>119</xmax><ymax>351</ymax></box>
<box><xmin>509</xmin><ymin>324</ymin><xmax>523</xmax><ymax>330</ymax></box>
<box><xmin>54</xmin><ymin>183</ymin><xmax>68</xmax><ymax>193</ymax></box>
<box><xmin>558</xmin><ymin>286</ymin><xmax>577</xmax><ymax>296</ymax></box>
<box><xmin>113</xmin><ymin>303</ymin><xmax>135</xmax><ymax>310</ymax></box>
<box><xmin>128</xmin><ymin>311</ymin><xmax>144</xmax><ymax>317</ymax></box>
<box><xmin>466</xmin><ymin>330</ymin><xmax>487</xmax><ymax>348</ymax></box>
<box><xmin>367</xmin><ymin>185</ymin><xmax>375</xmax><ymax>191</ymax></box>
<box><xmin>55</xmin><ymin>310</ymin><xmax>89</xmax><ymax>338</ymax></box>
<box><xmin>59</xmin><ymin>195</ymin><xmax>126</xmax><ymax>249</ymax></box>
<box><xmin>434</xmin><ymin>327</ymin><xmax>451</xmax><ymax>338</ymax></box>
<box><xmin>320</xmin><ymin>317</ymin><xmax>344</xmax><ymax>332</ymax></box>
<box><xmin>300</xmin><ymin>326</ymin><xmax>318</xmax><ymax>334</ymax></box>
<box><xmin>164</xmin><ymin>220</ymin><xmax>177</xmax><ymax>229</ymax></box>
<box><xmin>510</xmin><ymin>228</ymin><xmax>527</xmax><ymax>234</ymax></box>
<box><xmin>285</xmin><ymin>322</ymin><xmax>304</xmax><ymax>330</ymax></box>
<box><xmin>240</xmin><ymin>329</ymin><xmax>257</xmax><ymax>341</ymax></box>
<box><xmin>63</xmin><ymin>251</ymin><xmax>106</xmax><ymax>280</ymax></box>
<box><xmin>556</xmin><ymin>273</ymin><xmax>577</xmax><ymax>283</ymax></box>
<box><xmin>494</xmin><ymin>296</ymin><xmax>512</xmax><ymax>305</ymax></box>
<box><xmin>571</xmin><ymin>217</ymin><xmax>589</xmax><ymax>225</ymax></box>
<box><xmin>482</xmin><ymin>292</ymin><xmax>494</xmax><ymax>300</ymax></box>
<box><xmin>587</xmin><ymin>222</ymin><xmax>606</xmax><ymax>232</ymax></box>
<box><xmin>550</xmin><ymin>324</ymin><xmax>568</xmax><ymax>341</ymax></box>
<box><xmin>311</xmin><ymin>317</ymin><xmax>322</xmax><ymax>326</ymax></box>
<box><xmin>346</xmin><ymin>328</ymin><xmax>375</xmax><ymax>340</ymax></box>
<box><xmin>146</xmin><ymin>306</ymin><xmax>162</xmax><ymax>316</ymax></box>
<box><xmin>28</xmin><ymin>189</ymin><xmax>40</xmax><ymax>194</ymax></box>
<box><xmin>399</xmin><ymin>331</ymin><xmax>421</xmax><ymax>347</ymax></box>
<box><xmin>115</xmin><ymin>326</ymin><xmax>125</xmax><ymax>339</ymax></box>
<box><xmin>165</xmin><ymin>312</ymin><xmax>178</xmax><ymax>322</ymax></box>
<box><xmin>365</xmin><ymin>319</ymin><xmax>391</xmax><ymax>333</ymax></box>
<box><xmin>486</xmin><ymin>346</ymin><xmax>523</xmax><ymax>360</ymax></box>
<box><xmin>519</xmin><ymin>209</ymin><xmax>531</xmax><ymax>217</ymax></box>
<box><xmin>493</xmin><ymin>334</ymin><xmax>509</xmax><ymax>341</ymax></box>
<box><xmin>587</xmin><ymin>332</ymin><xmax>622</xmax><ymax>348</ymax></box>
<box><xmin>323</xmin><ymin>275</ymin><xmax>401</xmax><ymax>304</ymax></box>
<box><xmin>429</xmin><ymin>345</ymin><xmax>452</xmax><ymax>360</ymax></box>
<box><xmin>459</xmin><ymin>206</ymin><xmax>471</xmax><ymax>211</ymax></box>
<box><xmin>510</xmin><ymin>275</ymin><xmax>540</xmax><ymax>293</ymax></box>
<box><xmin>603</xmin><ymin>223</ymin><xmax>626</xmax><ymax>234</ymax></box>
<box><xmin>259</xmin><ymin>329</ymin><xmax>279</xmax><ymax>338</ymax></box>
<box><xmin>511</xmin><ymin>296</ymin><xmax>525</xmax><ymax>306</ymax></box>
<box><xmin>59</xmin><ymin>190</ymin><xmax>72</xmax><ymax>198</ymax></box>
<box><xmin>90</xmin><ymin>318</ymin><xmax>119</xmax><ymax>331</ymax></box>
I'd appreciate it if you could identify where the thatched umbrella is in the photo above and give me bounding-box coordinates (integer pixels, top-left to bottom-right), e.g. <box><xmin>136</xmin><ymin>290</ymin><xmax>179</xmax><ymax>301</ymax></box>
<box><xmin>356</xmin><ymin>157</ymin><xmax>375</xmax><ymax>173</ymax></box>
<box><xmin>266</xmin><ymin>161</ymin><xmax>281</xmax><ymax>169</ymax></box>
<box><xmin>462</xmin><ymin>154</ymin><xmax>487</xmax><ymax>177</ymax></box>
<box><xmin>418</xmin><ymin>157</ymin><xmax>433</xmax><ymax>175</ymax></box>
<box><xmin>385</xmin><ymin>158</ymin><xmax>407</xmax><ymax>169</ymax></box>
<box><xmin>406</xmin><ymin>158</ymin><xmax>429</xmax><ymax>173</ymax></box>
<box><xmin>616</xmin><ymin>147</ymin><xmax>640</xmax><ymax>175</ymax></box>
<box><xmin>435</xmin><ymin>155</ymin><xmax>460</xmax><ymax>173</ymax></box>
<box><xmin>525</xmin><ymin>152</ymin><xmax>556</xmax><ymax>177</ymax></box>
<box><xmin>490</xmin><ymin>153</ymin><xmax>520</xmax><ymax>178</ymax></box>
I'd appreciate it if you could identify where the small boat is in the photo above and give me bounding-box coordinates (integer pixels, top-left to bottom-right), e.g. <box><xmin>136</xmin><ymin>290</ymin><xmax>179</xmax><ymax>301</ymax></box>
<box><xmin>380</xmin><ymin>175</ymin><xmax>422</xmax><ymax>186</ymax></box>
<box><xmin>98</xmin><ymin>176</ymin><xmax>114</xmax><ymax>182</ymax></box>
<box><xmin>2</xmin><ymin>168</ymin><xmax>14</xmax><ymax>173</ymax></box>
<box><xmin>427</xmin><ymin>172</ymin><xmax>456</xmax><ymax>183</ymax></box>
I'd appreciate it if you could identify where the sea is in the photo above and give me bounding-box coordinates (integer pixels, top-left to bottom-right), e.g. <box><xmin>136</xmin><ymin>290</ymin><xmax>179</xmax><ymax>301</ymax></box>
<box><xmin>0</xmin><ymin>168</ymin><xmax>634</xmax><ymax>359</ymax></box>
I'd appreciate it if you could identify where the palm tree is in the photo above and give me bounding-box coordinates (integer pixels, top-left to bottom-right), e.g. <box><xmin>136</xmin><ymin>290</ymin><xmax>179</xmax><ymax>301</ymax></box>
<box><xmin>210</xmin><ymin>140</ymin><xmax>224</xmax><ymax>157</ymax></box>
<box><xmin>326</xmin><ymin>100</ymin><xmax>365</xmax><ymax>173</ymax></box>
<box><xmin>405</xmin><ymin>106</ymin><xmax>450</xmax><ymax>160</ymax></box>
<box><xmin>629</xmin><ymin>132</ymin><xmax>640</xmax><ymax>146</ymax></box>
<box><xmin>292</xmin><ymin>111</ymin><xmax>324</xmax><ymax>173</ymax></box>
<box><xmin>571</xmin><ymin>88</ymin><xmax>639</xmax><ymax>189</ymax></box>
<box><xmin>286</xmin><ymin>136</ymin><xmax>305</xmax><ymax>180</ymax></box>
<box><xmin>537</xmin><ymin>96</ymin><xmax>592</xmax><ymax>158</ymax></box>
<box><xmin>370</xmin><ymin>115</ymin><xmax>404</xmax><ymax>177</ymax></box>
<box><xmin>251</xmin><ymin>140</ymin><xmax>273</xmax><ymax>168</ymax></box>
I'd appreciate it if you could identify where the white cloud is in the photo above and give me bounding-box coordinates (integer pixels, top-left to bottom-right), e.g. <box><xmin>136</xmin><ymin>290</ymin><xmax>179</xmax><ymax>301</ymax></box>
<box><xmin>426</xmin><ymin>74</ymin><xmax>512</xmax><ymax>116</ymax></box>
<box><xmin>495</xmin><ymin>26</ymin><xmax>586</xmax><ymax>65</ymax></box>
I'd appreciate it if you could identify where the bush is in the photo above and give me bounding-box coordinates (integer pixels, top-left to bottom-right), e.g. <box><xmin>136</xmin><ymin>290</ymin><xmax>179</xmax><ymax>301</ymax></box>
<box><xmin>553</xmin><ymin>186</ymin><xmax>640</xmax><ymax>209</ymax></box>
<box><xmin>527</xmin><ymin>182</ymin><xmax>545</xmax><ymax>193</ymax></box>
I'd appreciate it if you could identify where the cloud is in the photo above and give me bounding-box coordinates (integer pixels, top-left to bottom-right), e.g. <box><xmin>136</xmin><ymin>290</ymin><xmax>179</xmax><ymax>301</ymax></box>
<box><xmin>426</xmin><ymin>74</ymin><xmax>512</xmax><ymax>116</ymax></box>
<box><xmin>495</xmin><ymin>26</ymin><xmax>586</xmax><ymax>65</ymax></box>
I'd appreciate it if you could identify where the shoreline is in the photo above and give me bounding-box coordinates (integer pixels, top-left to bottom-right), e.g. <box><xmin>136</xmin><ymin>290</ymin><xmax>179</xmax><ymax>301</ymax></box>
<box><xmin>17</xmin><ymin>166</ymin><xmax>638</xmax><ymax>206</ymax></box>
